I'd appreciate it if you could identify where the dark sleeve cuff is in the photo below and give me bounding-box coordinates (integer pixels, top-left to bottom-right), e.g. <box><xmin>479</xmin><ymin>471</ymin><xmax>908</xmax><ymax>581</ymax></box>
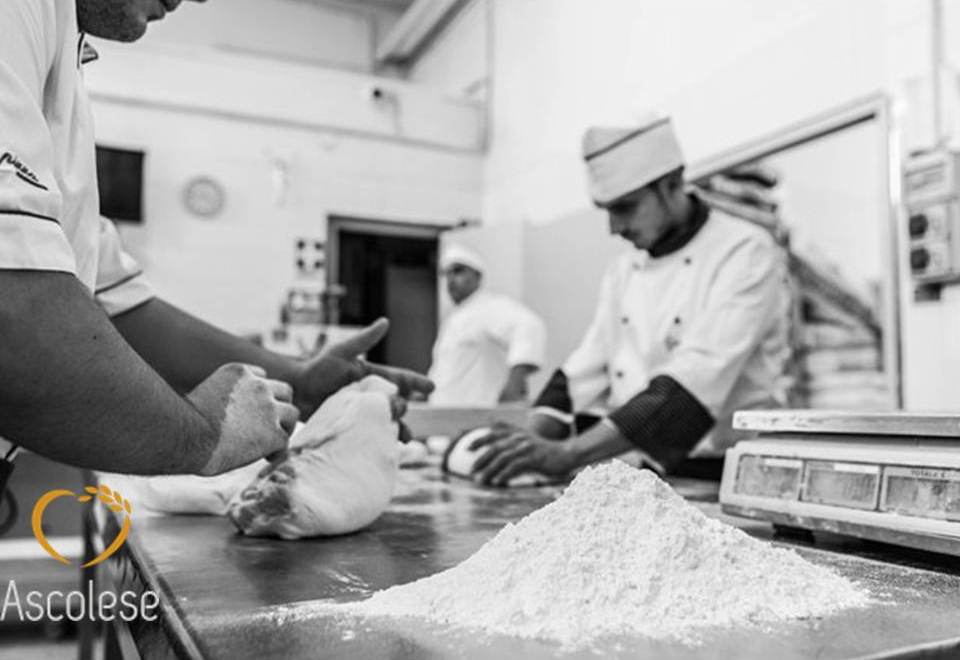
<box><xmin>607</xmin><ymin>375</ymin><xmax>715</xmax><ymax>473</ymax></box>
<box><xmin>532</xmin><ymin>369</ymin><xmax>573</xmax><ymax>413</ymax></box>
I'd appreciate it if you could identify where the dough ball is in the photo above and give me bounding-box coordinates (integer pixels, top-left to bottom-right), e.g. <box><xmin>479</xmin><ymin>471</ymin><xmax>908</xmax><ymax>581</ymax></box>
<box><xmin>442</xmin><ymin>427</ymin><xmax>556</xmax><ymax>487</ymax></box>
<box><xmin>228</xmin><ymin>376</ymin><xmax>401</xmax><ymax>539</ymax></box>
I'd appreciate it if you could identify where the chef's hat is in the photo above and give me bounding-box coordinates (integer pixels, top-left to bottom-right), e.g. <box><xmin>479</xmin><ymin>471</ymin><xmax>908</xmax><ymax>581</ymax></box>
<box><xmin>440</xmin><ymin>244</ymin><xmax>485</xmax><ymax>274</ymax></box>
<box><xmin>582</xmin><ymin>115</ymin><xmax>685</xmax><ymax>207</ymax></box>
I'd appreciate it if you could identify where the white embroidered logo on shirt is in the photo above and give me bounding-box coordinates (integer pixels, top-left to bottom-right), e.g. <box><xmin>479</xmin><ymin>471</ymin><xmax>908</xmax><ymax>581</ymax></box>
<box><xmin>0</xmin><ymin>152</ymin><xmax>49</xmax><ymax>191</ymax></box>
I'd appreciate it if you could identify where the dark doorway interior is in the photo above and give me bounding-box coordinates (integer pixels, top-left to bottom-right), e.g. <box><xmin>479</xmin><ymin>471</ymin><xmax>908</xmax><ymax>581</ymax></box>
<box><xmin>334</xmin><ymin>223</ymin><xmax>440</xmax><ymax>373</ymax></box>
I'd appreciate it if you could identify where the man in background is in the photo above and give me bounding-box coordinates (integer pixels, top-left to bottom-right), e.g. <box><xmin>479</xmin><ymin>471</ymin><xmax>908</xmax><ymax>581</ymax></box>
<box><xmin>469</xmin><ymin>117</ymin><xmax>788</xmax><ymax>485</ymax></box>
<box><xmin>428</xmin><ymin>245</ymin><xmax>547</xmax><ymax>406</ymax></box>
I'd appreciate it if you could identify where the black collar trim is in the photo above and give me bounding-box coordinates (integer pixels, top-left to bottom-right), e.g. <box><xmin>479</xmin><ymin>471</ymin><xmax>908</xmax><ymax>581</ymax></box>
<box><xmin>648</xmin><ymin>194</ymin><xmax>710</xmax><ymax>258</ymax></box>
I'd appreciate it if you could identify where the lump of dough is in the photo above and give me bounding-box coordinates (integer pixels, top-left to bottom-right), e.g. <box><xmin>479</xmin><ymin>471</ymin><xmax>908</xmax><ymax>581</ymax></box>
<box><xmin>228</xmin><ymin>376</ymin><xmax>401</xmax><ymax>539</ymax></box>
<box><xmin>98</xmin><ymin>451</ymin><xmax>278</xmax><ymax>517</ymax></box>
<box><xmin>442</xmin><ymin>427</ymin><xmax>557</xmax><ymax>487</ymax></box>
<box><xmin>129</xmin><ymin>461</ymin><xmax>265</xmax><ymax>515</ymax></box>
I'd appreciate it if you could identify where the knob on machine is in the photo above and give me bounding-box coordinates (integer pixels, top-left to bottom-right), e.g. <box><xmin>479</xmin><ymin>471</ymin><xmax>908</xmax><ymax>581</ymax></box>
<box><xmin>908</xmin><ymin>213</ymin><xmax>929</xmax><ymax>238</ymax></box>
<box><xmin>910</xmin><ymin>246</ymin><xmax>930</xmax><ymax>272</ymax></box>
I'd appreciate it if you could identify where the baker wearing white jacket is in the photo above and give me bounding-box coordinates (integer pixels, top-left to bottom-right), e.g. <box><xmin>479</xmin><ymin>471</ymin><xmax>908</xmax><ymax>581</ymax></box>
<box><xmin>429</xmin><ymin>245</ymin><xmax>547</xmax><ymax>406</ymax></box>
<box><xmin>470</xmin><ymin>116</ymin><xmax>788</xmax><ymax>486</ymax></box>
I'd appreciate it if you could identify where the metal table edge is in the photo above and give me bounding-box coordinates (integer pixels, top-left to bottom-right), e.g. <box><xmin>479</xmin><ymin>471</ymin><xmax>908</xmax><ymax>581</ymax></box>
<box><xmin>97</xmin><ymin>507</ymin><xmax>208</xmax><ymax>660</ymax></box>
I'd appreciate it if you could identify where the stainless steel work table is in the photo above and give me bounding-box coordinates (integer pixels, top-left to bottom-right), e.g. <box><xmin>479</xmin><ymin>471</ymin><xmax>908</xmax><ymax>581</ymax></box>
<box><xmin>88</xmin><ymin>467</ymin><xmax>960</xmax><ymax>660</ymax></box>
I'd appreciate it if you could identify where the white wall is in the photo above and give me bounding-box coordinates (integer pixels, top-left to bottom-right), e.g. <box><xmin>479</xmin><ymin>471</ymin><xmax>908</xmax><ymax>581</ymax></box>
<box><xmin>408</xmin><ymin>0</ymin><xmax>489</xmax><ymax>99</ymax></box>
<box><xmin>96</xmin><ymin>103</ymin><xmax>480</xmax><ymax>334</ymax></box>
<box><xmin>86</xmin><ymin>42</ymin><xmax>484</xmax><ymax>152</ymax></box>
<box><xmin>479</xmin><ymin>0</ymin><xmax>928</xmax><ymax>231</ymax></box>
<box><xmin>86</xmin><ymin>41</ymin><xmax>483</xmax><ymax>334</ymax></box>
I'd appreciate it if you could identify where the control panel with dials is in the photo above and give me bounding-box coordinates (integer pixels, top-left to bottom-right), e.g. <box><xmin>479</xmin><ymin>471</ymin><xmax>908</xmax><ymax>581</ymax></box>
<box><xmin>903</xmin><ymin>151</ymin><xmax>960</xmax><ymax>285</ymax></box>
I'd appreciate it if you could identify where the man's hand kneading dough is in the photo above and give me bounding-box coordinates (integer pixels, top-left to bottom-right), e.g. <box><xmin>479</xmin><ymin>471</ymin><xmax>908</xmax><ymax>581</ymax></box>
<box><xmin>0</xmin><ymin>270</ymin><xmax>430</xmax><ymax>477</ymax></box>
<box><xmin>291</xmin><ymin>318</ymin><xmax>432</xmax><ymax>417</ymax></box>
<box><xmin>187</xmin><ymin>364</ymin><xmax>299</xmax><ymax>476</ymax></box>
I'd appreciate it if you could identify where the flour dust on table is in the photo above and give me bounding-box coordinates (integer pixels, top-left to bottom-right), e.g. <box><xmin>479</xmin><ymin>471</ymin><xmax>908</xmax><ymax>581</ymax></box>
<box><xmin>348</xmin><ymin>460</ymin><xmax>869</xmax><ymax>646</ymax></box>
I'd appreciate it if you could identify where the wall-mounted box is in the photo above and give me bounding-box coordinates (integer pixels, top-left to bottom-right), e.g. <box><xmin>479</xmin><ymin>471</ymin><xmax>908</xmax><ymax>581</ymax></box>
<box><xmin>904</xmin><ymin>152</ymin><xmax>960</xmax><ymax>285</ymax></box>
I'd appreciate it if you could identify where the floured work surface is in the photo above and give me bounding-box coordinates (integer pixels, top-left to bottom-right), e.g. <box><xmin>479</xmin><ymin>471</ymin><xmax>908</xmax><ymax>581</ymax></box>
<box><xmin>110</xmin><ymin>469</ymin><xmax>960</xmax><ymax>660</ymax></box>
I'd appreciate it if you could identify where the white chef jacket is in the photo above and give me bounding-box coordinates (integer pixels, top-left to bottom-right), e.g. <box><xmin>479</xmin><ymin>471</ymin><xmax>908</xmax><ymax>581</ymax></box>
<box><xmin>0</xmin><ymin>0</ymin><xmax>153</xmax><ymax>314</ymax></box>
<box><xmin>559</xmin><ymin>210</ymin><xmax>788</xmax><ymax>456</ymax></box>
<box><xmin>0</xmin><ymin>0</ymin><xmax>154</xmax><ymax>458</ymax></box>
<box><xmin>429</xmin><ymin>291</ymin><xmax>547</xmax><ymax>406</ymax></box>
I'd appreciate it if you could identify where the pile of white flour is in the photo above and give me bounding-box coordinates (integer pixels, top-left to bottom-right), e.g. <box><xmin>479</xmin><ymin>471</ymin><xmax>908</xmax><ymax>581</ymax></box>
<box><xmin>352</xmin><ymin>460</ymin><xmax>868</xmax><ymax>645</ymax></box>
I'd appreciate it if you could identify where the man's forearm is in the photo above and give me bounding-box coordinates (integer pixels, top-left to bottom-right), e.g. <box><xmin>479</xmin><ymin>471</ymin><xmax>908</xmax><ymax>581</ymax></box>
<box><xmin>0</xmin><ymin>272</ymin><xmax>215</xmax><ymax>475</ymax></box>
<box><xmin>499</xmin><ymin>363</ymin><xmax>537</xmax><ymax>402</ymax></box>
<box><xmin>112</xmin><ymin>298</ymin><xmax>300</xmax><ymax>394</ymax></box>
<box><xmin>565</xmin><ymin>419</ymin><xmax>634</xmax><ymax>468</ymax></box>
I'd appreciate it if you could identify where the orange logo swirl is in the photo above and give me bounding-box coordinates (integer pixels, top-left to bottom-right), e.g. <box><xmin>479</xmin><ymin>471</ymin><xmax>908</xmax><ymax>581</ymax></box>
<box><xmin>32</xmin><ymin>484</ymin><xmax>132</xmax><ymax>568</ymax></box>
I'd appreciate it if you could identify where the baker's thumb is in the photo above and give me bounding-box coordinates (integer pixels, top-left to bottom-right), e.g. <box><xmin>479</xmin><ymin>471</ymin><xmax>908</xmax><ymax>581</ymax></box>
<box><xmin>335</xmin><ymin>318</ymin><xmax>389</xmax><ymax>356</ymax></box>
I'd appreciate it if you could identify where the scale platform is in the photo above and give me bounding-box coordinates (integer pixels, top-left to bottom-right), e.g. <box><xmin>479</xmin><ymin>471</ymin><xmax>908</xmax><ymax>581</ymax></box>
<box><xmin>720</xmin><ymin>410</ymin><xmax>960</xmax><ymax>556</ymax></box>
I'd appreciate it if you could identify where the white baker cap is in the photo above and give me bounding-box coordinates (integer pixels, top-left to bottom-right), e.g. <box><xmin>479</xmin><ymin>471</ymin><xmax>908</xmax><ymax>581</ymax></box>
<box><xmin>582</xmin><ymin>115</ymin><xmax>685</xmax><ymax>207</ymax></box>
<box><xmin>440</xmin><ymin>244</ymin><xmax>485</xmax><ymax>274</ymax></box>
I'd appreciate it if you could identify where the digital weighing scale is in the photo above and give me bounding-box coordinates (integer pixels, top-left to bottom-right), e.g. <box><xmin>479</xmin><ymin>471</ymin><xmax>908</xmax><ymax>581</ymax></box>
<box><xmin>720</xmin><ymin>410</ymin><xmax>960</xmax><ymax>556</ymax></box>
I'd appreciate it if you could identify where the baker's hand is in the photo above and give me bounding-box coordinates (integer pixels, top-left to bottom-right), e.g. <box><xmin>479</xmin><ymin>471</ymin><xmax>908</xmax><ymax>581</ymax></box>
<box><xmin>292</xmin><ymin>318</ymin><xmax>434</xmax><ymax>416</ymax></box>
<box><xmin>468</xmin><ymin>426</ymin><xmax>577</xmax><ymax>487</ymax></box>
<box><xmin>187</xmin><ymin>363</ymin><xmax>299</xmax><ymax>476</ymax></box>
<box><xmin>388</xmin><ymin>395</ymin><xmax>414</xmax><ymax>443</ymax></box>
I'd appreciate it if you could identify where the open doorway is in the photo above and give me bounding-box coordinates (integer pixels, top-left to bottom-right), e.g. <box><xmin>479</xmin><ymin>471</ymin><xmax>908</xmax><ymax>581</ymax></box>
<box><xmin>327</xmin><ymin>216</ymin><xmax>445</xmax><ymax>373</ymax></box>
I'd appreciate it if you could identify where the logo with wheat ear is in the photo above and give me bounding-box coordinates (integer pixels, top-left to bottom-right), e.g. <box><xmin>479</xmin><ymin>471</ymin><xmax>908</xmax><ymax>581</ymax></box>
<box><xmin>32</xmin><ymin>484</ymin><xmax>132</xmax><ymax>568</ymax></box>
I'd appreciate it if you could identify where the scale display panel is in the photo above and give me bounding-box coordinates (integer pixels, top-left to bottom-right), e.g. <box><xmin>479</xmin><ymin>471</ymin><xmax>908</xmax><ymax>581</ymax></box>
<box><xmin>881</xmin><ymin>466</ymin><xmax>960</xmax><ymax>521</ymax></box>
<box><xmin>801</xmin><ymin>461</ymin><xmax>880</xmax><ymax>510</ymax></box>
<box><xmin>733</xmin><ymin>456</ymin><xmax>802</xmax><ymax>499</ymax></box>
<box><xmin>731</xmin><ymin>455</ymin><xmax>957</xmax><ymax>520</ymax></box>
